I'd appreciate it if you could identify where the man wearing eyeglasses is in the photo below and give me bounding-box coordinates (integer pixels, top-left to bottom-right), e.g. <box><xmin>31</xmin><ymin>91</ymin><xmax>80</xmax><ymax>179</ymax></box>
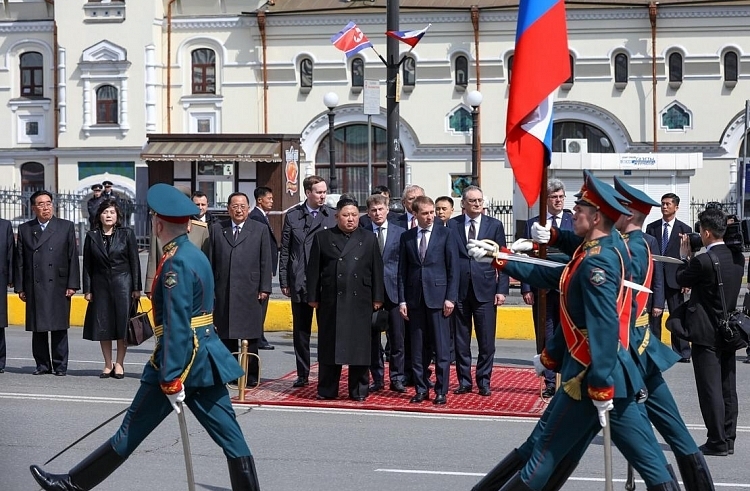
<box><xmin>520</xmin><ymin>179</ymin><xmax>574</xmax><ymax>398</ymax></box>
<box><xmin>15</xmin><ymin>190</ymin><xmax>80</xmax><ymax>376</ymax></box>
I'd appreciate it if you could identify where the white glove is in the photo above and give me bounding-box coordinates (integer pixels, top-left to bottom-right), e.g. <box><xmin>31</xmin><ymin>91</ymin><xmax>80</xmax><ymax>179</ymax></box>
<box><xmin>531</xmin><ymin>222</ymin><xmax>552</xmax><ymax>244</ymax></box>
<box><xmin>532</xmin><ymin>354</ymin><xmax>545</xmax><ymax>376</ymax></box>
<box><xmin>592</xmin><ymin>399</ymin><xmax>614</xmax><ymax>427</ymax></box>
<box><xmin>166</xmin><ymin>388</ymin><xmax>186</xmax><ymax>413</ymax></box>
<box><xmin>510</xmin><ymin>238</ymin><xmax>534</xmax><ymax>253</ymax></box>
<box><xmin>467</xmin><ymin>239</ymin><xmax>497</xmax><ymax>263</ymax></box>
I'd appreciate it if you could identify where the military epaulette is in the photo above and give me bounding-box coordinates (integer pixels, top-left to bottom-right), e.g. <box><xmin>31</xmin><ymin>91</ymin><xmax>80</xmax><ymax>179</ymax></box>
<box><xmin>162</xmin><ymin>240</ymin><xmax>179</xmax><ymax>255</ymax></box>
<box><xmin>191</xmin><ymin>219</ymin><xmax>207</xmax><ymax>228</ymax></box>
<box><xmin>586</xmin><ymin>246</ymin><xmax>602</xmax><ymax>256</ymax></box>
<box><xmin>620</xmin><ymin>232</ymin><xmax>630</xmax><ymax>241</ymax></box>
<box><xmin>583</xmin><ymin>239</ymin><xmax>600</xmax><ymax>250</ymax></box>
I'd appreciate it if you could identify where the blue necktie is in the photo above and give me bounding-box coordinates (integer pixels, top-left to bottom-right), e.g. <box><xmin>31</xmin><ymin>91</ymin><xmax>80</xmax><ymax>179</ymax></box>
<box><xmin>662</xmin><ymin>222</ymin><xmax>669</xmax><ymax>253</ymax></box>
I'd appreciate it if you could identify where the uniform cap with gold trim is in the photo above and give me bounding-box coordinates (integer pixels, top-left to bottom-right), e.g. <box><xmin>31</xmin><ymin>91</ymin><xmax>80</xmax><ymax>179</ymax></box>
<box><xmin>574</xmin><ymin>170</ymin><xmax>632</xmax><ymax>221</ymax></box>
<box><xmin>147</xmin><ymin>183</ymin><xmax>199</xmax><ymax>224</ymax></box>
<box><xmin>613</xmin><ymin>176</ymin><xmax>660</xmax><ymax>215</ymax></box>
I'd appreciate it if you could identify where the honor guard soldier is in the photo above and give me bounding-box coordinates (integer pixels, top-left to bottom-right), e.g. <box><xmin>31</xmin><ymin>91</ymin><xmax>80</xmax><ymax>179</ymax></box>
<box><xmin>468</xmin><ymin>171</ymin><xmax>679</xmax><ymax>491</ymax></box>
<box><xmin>86</xmin><ymin>183</ymin><xmax>104</xmax><ymax>229</ymax></box>
<box><xmin>30</xmin><ymin>183</ymin><xmax>260</xmax><ymax>491</ymax></box>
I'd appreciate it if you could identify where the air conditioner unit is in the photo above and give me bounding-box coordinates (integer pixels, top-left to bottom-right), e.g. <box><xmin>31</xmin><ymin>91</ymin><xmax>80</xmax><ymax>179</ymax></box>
<box><xmin>563</xmin><ymin>138</ymin><xmax>588</xmax><ymax>154</ymax></box>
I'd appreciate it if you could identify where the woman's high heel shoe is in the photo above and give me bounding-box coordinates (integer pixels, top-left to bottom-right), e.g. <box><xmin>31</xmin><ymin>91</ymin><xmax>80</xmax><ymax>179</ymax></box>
<box><xmin>99</xmin><ymin>364</ymin><xmax>114</xmax><ymax>378</ymax></box>
<box><xmin>112</xmin><ymin>363</ymin><xmax>124</xmax><ymax>380</ymax></box>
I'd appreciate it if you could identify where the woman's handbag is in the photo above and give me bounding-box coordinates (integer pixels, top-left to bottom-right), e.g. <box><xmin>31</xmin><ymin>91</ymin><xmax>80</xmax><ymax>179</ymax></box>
<box><xmin>127</xmin><ymin>299</ymin><xmax>154</xmax><ymax>346</ymax></box>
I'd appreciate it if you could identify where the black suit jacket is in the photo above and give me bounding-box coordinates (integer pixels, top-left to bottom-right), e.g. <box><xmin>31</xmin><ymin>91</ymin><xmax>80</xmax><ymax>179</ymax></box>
<box><xmin>675</xmin><ymin>244</ymin><xmax>744</xmax><ymax>347</ymax></box>
<box><xmin>646</xmin><ymin>218</ymin><xmax>692</xmax><ymax>291</ymax></box>
<box><xmin>249</xmin><ymin>206</ymin><xmax>279</xmax><ymax>276</ymax></box>
<box><xmin>0</xmin><ymin>218</ymin><xmax>14</xmax><ymax>325</ymax></box>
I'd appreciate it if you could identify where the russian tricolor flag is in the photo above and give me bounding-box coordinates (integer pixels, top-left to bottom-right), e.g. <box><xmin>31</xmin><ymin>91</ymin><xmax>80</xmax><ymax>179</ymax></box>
<box><xmin>385</xmin><ymin>24</ymin><xmax>430</xmax><ymax>48</ymax></box>
<box><xmin>331</xmin><ymin>22</ymin><xmax>373</xmax><ymax>58</ymax></box>
<box><xmin>506</xmin><ymin>0</ymin><xmax>570</xmax><ymax>206</ymax></box>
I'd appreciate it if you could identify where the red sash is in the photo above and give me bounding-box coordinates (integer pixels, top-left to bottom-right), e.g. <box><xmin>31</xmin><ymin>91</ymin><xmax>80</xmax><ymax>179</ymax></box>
<box><xmin>634</xmin><ymin>237</ymin><xmax>654</xmax><ymax>320</ymax></box>
<box><xmin>150</xmin><ymin>244</ymin><xmax>179</xmax><ymax>295</ymax></box>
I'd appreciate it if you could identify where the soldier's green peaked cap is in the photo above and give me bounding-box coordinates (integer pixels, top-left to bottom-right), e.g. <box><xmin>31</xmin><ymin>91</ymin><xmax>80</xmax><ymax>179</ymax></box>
<box><xmin>147</xmin><ymin>183</ymin><xmax>199</xmax><ymax>224</ymax></box>
<box><xmin>613</xmin><ymin>176</ymin><xmax>660</xmax><ymax>215</ymax></box>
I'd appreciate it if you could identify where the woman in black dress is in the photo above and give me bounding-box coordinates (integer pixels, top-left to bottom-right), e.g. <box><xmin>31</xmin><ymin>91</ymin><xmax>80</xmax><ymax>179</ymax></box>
<box><xmin>83</xmin><ymin>199</ymin><xmax>142</xmax><ymax>378</ymax></box>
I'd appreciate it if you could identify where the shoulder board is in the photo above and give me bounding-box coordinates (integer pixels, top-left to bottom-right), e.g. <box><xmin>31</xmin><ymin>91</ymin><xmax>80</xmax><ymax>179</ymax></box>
<box><xmin>586</xmin><ymin>246</ymin><xmax>602</xmax><ymax>256</ymax></box>
<box><xmin>191</xmin><ymin>219</ymin><xmax>207</xmax><ymax>228</ymax></box>
<box><xmin>583</xmin><ymin>239</ymin><xmax>600</xmax><ymax>250</ymax></box>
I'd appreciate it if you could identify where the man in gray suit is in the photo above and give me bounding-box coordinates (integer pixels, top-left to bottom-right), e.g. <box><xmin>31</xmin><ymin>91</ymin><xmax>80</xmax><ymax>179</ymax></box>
<box><xmin>15</xmin><ymin>190</ymin><xmax>80</xmax><ymax>376</ymax></box>
<box><xmin>0</xmin><ymin>217</ymin><xmax>14</xmax><ymax>373</ymax></box>
<box><xmin>210</xmin><ymin>192</ymin><xmax>272</xmax><ymax>386</ymax></box>
<box><xmin>279</xmin><ymin>175</ymin><xmax>337</xmax><ymax>387</ymax></box>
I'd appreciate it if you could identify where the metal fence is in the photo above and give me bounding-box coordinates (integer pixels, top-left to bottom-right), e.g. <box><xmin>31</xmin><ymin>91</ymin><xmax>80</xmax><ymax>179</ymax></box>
<box><xmin>688</xmin><ymin>198</ymin><xmax>738</xmax><ymax>228</ymax></box>
<box><xmin>483</xmin><ymin>199</ymin><xmax>515</xmax><ymax>244</ymax></box>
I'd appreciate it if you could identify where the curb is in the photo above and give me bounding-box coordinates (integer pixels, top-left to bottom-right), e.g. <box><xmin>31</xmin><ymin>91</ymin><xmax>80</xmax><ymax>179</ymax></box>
<box><xmin>6</xmin><ymin>294</ymin><xmax>672</xmax><ymax>344</ymax></box>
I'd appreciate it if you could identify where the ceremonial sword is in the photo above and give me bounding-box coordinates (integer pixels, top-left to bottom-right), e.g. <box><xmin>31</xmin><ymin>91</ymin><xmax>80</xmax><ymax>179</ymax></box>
<box><xmin>176</xmin><ymin>402</ymin><xmax>196</xmax><ymax>491</ymax></box>
<box><xmin>652</xmin><ymin>254</ymin><xmax>685</xmax><ymax>265</ymax></box>
<box><xmin>603</xmin><ymin>412</ymin><xmax>614</xmax><ymax>491</ymax></box>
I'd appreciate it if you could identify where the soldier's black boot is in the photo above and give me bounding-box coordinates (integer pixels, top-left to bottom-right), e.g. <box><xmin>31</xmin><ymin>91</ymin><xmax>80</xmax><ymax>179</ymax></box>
<box><xmin>471</xmin><ymin>449</ymin><xmax>525</xmax><ymax>491</ymax></box>
<box><xmin>30</xmin><ymin>442</ymin><xmax>126</xmax><ymax>491</ymax></box>
<box><xmin>497</xmin><ymin>471</ymin><xmax>534</xmax><ymax>491</ymax></box>
<box><xmin>227</xmin><ymin>455</ymin><xmax>261</xmax><ymax>491</ymax></box>
<box><xmin>676</xmin><ymin>452</ymin><xmax>715</xmax><ymax>491</ymax></box>
<box><xmin>646</xmin><ymin>479</ymin><xmax>682</xmax><ymax>491</ymax></box>
<box><xmin>541</xmin><ymin>457</ymin><xmax>579</xmax><ymax>491</ymax></box>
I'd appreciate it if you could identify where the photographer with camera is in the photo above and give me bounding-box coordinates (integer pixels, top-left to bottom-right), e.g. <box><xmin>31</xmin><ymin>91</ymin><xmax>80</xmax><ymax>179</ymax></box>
<box><xmin>676</xmin><ymin>207</ymin><xmax>745</xmax><ymax>457</ymax></box>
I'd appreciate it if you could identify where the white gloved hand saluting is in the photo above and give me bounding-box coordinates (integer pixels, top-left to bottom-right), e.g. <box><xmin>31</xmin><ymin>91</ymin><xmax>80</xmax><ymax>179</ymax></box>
<box><xmin>532</xmin><ymin>354</ymin><xmax>545</xmax><ymax>376</ymax></box>
<box><xmin>510</xmin><ymin>238</ymin><xmax>535</xmax><ymax>254</ymax></box>
<box><xmin>467</xmin><ymin>239</ymin><xmax>498</xmax><ymax>263</ymax></box>
<box><xmin>592</xmin><ymin>399</ymin><xmax>614</xmax><ymax>427</ymax></box>
<box><xmin>531</xmin><ymin>222</ymin><xmax>552</xmax><ymax>244</ymax></box>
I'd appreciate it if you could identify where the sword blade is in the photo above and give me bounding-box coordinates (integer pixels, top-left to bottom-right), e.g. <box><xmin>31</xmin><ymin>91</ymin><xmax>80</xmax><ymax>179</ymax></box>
<box><xmin>176</xmin><ymin>403</ymin><xmax>196</xmax><ymax>491</ymax></box>
<box><xmin>652</xmin><ymin>254</ymin><xmax>685</xmax><ymax>265</ymax></box>
<box><xmin>603</xmin><ymin>412</ymin><xmax>614</xmax><ymax>491</ymax></box>
<box><xmin>623</xmin><ymin>280</ymin><xmax>652</xmax><ymax>294</ymax></box>
<box><xmin>499</xmin><ymin>253</ymin><xmax>566</xmax><ymax>268</ymax></box>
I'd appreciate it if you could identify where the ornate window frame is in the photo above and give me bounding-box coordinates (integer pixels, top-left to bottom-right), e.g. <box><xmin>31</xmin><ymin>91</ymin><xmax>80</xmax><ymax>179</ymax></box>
<box><xmin>79</xmin><ymin>40</ymin><xmax>131</xmax><ymax>137</ymax></box>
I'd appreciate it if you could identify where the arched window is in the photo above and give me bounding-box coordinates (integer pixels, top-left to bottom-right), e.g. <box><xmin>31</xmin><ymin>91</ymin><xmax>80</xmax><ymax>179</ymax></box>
<box><xmin>552</xmin><ymin>121</ymin><xmax>615</xmax><ymax>153</ymax></box>
<box><xmin>191</xmin><ymin>49</ymin><xmax>216</xmax><ymax>94</ymax></box>
<box><xmin>21</xmin><ymin>162</ymin><xmax>45</xmax><ymax>192</ymax></box>
<box><xmin>351</xmin><ymin>58</ymin><xmax>364</xmax><ymax>88</ymax></box>
<box><xmin>300</xmin><ymin>58</ymin><xmax>313</xmax><ymax>88</ymax></box>
<box><xmin>507</xmin><ymin>55</ymin><xmax>514</xmax><ymax>84</ymax></box>
<box><xmin>614</xmin><ymin>53</ymin><xmax>628</xmax><ymax>84</ymax></box>
<box><xmin>448</xmin><ymin>107</ymin><xmax>472</xmax><ymax>133</ymax></box>
<box><xmin>403</xmin><ymin>56</ymin><xmax>416</xmax><ymax>87</ymax></box>
<box><xmin>20</xmin><ymin>52</ymin><xmax>43</xmax><ymax>97</ymax></box>
<box><xmin>314</xmin><ymin>124</ymin><xmax>403</xmax><ymax>204</ymax></box>
<box><xmin>724</xmin><ymin>51</ymin><xmax>738</xmax><ymax>83</ymax></box>
<box><xmin>563</xmin><ymin>54</ymin><xmax>575</xmax><ymax>86</ymax></box>
<box><xmin>669</xmin><ymin>52</ymin><xmax>683</xmax><ymax>83</ymax></box>
<box><xmin>455</xmin><ymin>55</ymin><xmax>468</xmax><ymax>88</ymax></box>
<box><xmin>96</xmin><ymin>85</ymin><xmax>118</xmax><ymax>124</ymax></box>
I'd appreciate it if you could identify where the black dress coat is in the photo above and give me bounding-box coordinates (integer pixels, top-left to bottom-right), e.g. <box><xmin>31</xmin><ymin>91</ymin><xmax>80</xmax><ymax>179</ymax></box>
<box><xmin>0</xmin><ymin>218</ymin><xmax>14</xmax><ymax>327</ymax></box>
<box><xmin>209</xmin><ymin>219</ymin><xmax>272</xmax><ymax>340</ymax></box>
<box><xmin>306</xmin><ymin>227</ymin><xmax>384</xmax><ymax>366</ymax></box>
<box><xmin>82</xmin><ymin>227</ymin><xmax>142</xmax><ymax>341</ymax></box>
<box><xmin>15</xmin><ymin>217</ymin><xmax>80</xmax><ymax>332</ymax></box>
<box><xmin>249</xmin><ymin>206</ymin><xmax>279</xmax><ymax>276</ymax></box>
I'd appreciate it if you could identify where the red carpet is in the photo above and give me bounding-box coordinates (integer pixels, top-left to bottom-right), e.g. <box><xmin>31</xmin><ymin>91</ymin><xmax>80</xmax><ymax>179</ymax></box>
<box><xmin>232</xmin><ymin>364</ymin><xmax>547</xmax><ymax>418</ymax></box>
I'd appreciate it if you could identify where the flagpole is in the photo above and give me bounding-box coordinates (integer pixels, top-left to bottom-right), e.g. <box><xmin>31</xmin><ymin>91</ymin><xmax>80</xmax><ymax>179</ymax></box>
<box><xmin>536</xmin><ymin>166</ymin><xmax>548</xmax><ymax>357</ymax></box>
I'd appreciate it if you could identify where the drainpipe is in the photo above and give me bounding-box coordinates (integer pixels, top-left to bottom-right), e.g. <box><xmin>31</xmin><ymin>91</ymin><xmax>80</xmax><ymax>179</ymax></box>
<box><xmin>257</xmin><ymin>10</ymin><xmax>268</xmax><ymax>133</ymax></box>
<box><xmin>45</xmin><ymin>0</ymin><xmax>59</xmax><ymax>191</ymax></box>
<box><xmin>471</xmin><ymin>5</ymin><xmax>482</xmax><ymax>184</ymax></box>
<box><xmin>167</xmin><ymin>0</ymin><xmax>177</xmax><ymax>134</ymax></box>
<box><xmin>649</xmin><ymin>2</ymin><xmax>658</xmax><ymax>152</ymax></box>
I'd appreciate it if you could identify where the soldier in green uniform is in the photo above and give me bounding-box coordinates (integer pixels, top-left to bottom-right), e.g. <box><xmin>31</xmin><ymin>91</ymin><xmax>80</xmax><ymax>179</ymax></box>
<box><xmin>30</xmin><ymin>184</ymin><xmax>260</xmax><ymax>491</ymax></box>
<box><xmin>468</xmin><ymin>172</ymin><xmax>678</xmax><ymax>491</ymax></box>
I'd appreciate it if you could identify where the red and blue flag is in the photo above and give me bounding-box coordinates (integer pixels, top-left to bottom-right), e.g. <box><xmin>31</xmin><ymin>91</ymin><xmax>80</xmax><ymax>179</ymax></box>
<box><xmin>331</xmin><ymin>22</ymin><xmax>373</xmax><ymax>58</ymax></box>
<box><xmin>506</xmin><ymin>0</ymin><xmax>570</xmax><ymax>206</ymax></box>
<box><xmin>385</xmin><ymin>24</ymin><xmax>430</xmax><ymax>48</ymax></box>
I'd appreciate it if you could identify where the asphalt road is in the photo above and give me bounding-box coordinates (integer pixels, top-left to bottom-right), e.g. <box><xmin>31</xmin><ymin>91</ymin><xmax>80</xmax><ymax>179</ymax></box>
<box><xmin>1</xmin><ymin>327</ymin><xmax>749</xmax><ymax>491</ymax></box>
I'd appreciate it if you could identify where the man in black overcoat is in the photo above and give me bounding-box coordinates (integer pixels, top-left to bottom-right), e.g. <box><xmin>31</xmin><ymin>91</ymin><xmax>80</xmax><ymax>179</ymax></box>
<box><xmin>15</xmin><ymin>190</ymin><xmax>80</xmax><ymax>376</ymax></box>
<box><xmin>0</xmin><ymin>217</ymin><xmax>14</xmax><ymax>373</ymax></box>
<box><xmin>249</xmin><ymin>186</ymin><xmax>278</xmax><ymax>350</ymax></box>
<box><xmin>307</xmin><ymin>197</ymin><xmax>384</xmax><ymax>401</ymax></box>
<box><xmin>210</xmin><ymin>192</ymin><xmax>272</xmax><ymax>386</ymax></box>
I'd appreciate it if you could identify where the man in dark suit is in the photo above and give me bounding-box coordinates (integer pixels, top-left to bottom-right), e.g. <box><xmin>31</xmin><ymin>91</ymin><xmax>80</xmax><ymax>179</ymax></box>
<box><xmin>15</xmin><ymin>190</ymin><xmax>80</xmax><ymax>376</ymax></box>
<box><xmin>306</xmin><ymin>198</ymin><xmax>384</xmax><ymax>401</ymax></box>
<box><xmin>450</xmin><ymin>186</ymin><xmax>508</xmax><ymax>396</ymax></box>
<box><xmin>191</xmin><ymin>190</ymin><xmax>216</xmax><ymax>225</ymax></box>
<box><xmin>395</xmin><ymin>184</ymin><xmax>425</xmax><ymax>231</ymax></box>
<box><xmin>675</xmin><ymin>207</ymin><xmax>744</xmax><ymax>457</ymax></box>
<box><xmin>210</xmin><ymin>192</ymin><xmax>272</xmax><ymax>387</ymax></box>
<box><xmin>517</xmin><ymin>179</ymin><xmax>574</xmax><ymax>398</ymax></box>
<box><xmin>359</xmin><ymin>185</ymin><xmax>400</xmax><ymax>229</ymax></box>
<box><xmin>365</xmin><ymin>194</ymin><xmax>408</xmax><ymax>393</ymax></box>
<box><xmin>250</xmin><ymin>186</ymin><xmax>278</xmax><ymax>350</ymax></box>
<box><xmin>0</xmin><ymin>217</ymin><xmax>14</xmax><ymax>374</ymax></box>
<box><xmin>398</xmin><ymin>196</ymin><xmax>458</xmax><ymax>405</ymax></box>
<box><xmin>435</xmin><ymin>196</ymin><xmax>455</xmax><ymax>226</ymax></box>
<box><xmin>279</xmin><ymin>175</ymin><xmax>337</xmax><ymax>388</ymax></box>
<box><xmin>646</xmin><ymin>193</ymin><xmax>693</xmax><ymax>361</ymax></box>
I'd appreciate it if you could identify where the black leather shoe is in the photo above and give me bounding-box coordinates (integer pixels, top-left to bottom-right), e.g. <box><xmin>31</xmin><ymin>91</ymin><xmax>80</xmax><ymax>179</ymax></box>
<box><xmin>227</xmin><ymin>455</ymin><xmax>260</xmax><ymax>491</ymax></box>
<box><xmin>368</xmin><ymin>382</ymin><xmax>384</xmax><ymax>392</ymax></box>
<box><xmin>410</xmin><ymin>392</ymin><xmax>428</xmax><ymax>403</ymax></box>
<box><xmin>258</xmin><ymin>344</ymin><xmax>275</xmax><ymax>350</ymax></box>
<box><xmin>349</xmin><ymin>396</ymin><xmax>366</xmax><ymax>402</ymax></box>
<box><xmin>478</xmin><ymin>386</ymin><xmax>492</xmax><ymax>397</ymax></box>
<box><xmin>316</xmin><ymin>395</ymin><xmax>336</xmax><ymax>400</ymax></box>
<box><xmin>33</xmin><ymin>369</ymin><xmax>51</xmax><ymax>375</ymax></box>
<box><xmin>541</xmin><ymin>387</ymin><xmax>555</xmax><ymax>399</ymax></box>
<box><xmin>292</xmin><ymin>377</ymin><xmax>309</xmax><ymax>388</ymax></box>
<box><xmin>433</xmin><ymin>394</ymin><xmax>447</xmax><ymax>405</ymax></box>
<box><xmin>453</xmin><ymin>385</ymin><xmax>472</xmax><ymax>394</ymax></box>
<box><xmin>54</xmin><ymin>371</ymin><xmax>66</xmax><ymax>377</ymax></box>
<box><xmin>389</xmin><ymin>381</ymin><xmax>406</xmax><ymax>393</ymax></box>
<box><xmin>743</xmin><ymin>356</ymin><xmax>750</xmax><ymax>364</ymax></box>
<box><xmin>31</xmin><ymin>442</ymin><xmax>126</xmax><ymax>491</ymax></box>
<box><xmin>0</xmin><ymin>368</ymin><xmax>5</xmax><ymax>373</ymax></box>
<box><xmin>678</xmin><ymin>358</ymin><xmax>691</xmax><ymax>363</ymax></box>
<box><xmin>728</xmin><ymin>440</ymin><xmax>735</xmax><ymax>455</ymax></box>
<box><xmin>699</xmin><ymin>443</ymin><xmax>728</xmax><ymax>456</ymax></box>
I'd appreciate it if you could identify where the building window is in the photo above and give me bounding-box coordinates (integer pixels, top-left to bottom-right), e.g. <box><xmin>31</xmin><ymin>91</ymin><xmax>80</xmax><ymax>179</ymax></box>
<box><xmin>669</xmin><ymin>52</ymin><xmax>683</xmax><ymax>83</ymax></box>
<box><xmin>403</xmin><ymin>56</ymin><xmax>416</xmax><ymax>87</ymax></box>
<box><xmin>351</xmin><ymin>58</ymin><xmax>364</xmax><ymax>88</ymax></box>
<box><xmin>300</xmin><ymin>58</ymin><xmax>313</xmax><ymax>89</ymax></box>
<box><xmin>552</xmin><ymin>121</ymin><xmax>615</xmax><ymax>153</ymax></box>
<box><xmin>191</xmin><ymin>49</ymin><xmax>216</xmax><ymax>94</ymax></box>
<box><xmin>448</xmin><ymin>107</ymin><xmax>472</xmax><ymax>133</ymax></box>
<box><xmin>455</xmin><ymin>55</ymin><xmax>468</xmax><ymax>88</ymax></box>
<box><xmin>20</xmin><ymin>52</ymin><xmax>44</xmax><ymax>97</ymax></box>
<box><xmin>661</xmin><ymin>103</ymin><xmax>691</xmax><ymax>131</ymax></box>
<box><xmin>614</xmin><ymin>53</ymin><xmax>628</xmax><ymax>85</ymax></box>
<box><xmin>507</xmin><ymin>55</ymin><xmax>514</xmax><ymax>84</ymax></box>
<box><xmin>724</xmin><ymin>51</ymin><xmax>738</xmax><ymax>84</ymax></box>
<box><xmin>96</xmin><ymin>85</ymin><xmax>118</xmax><ymax>124</ymax></box>
<box><xmin>21</xmin><ymin>162</ymin><xmax>45</xmax><ymax>192</ymax></box>
<box><xmin>562</xmin><ymin>54</ymin><xmax>575</xmax><ymax>88</ymax></box>
<box><xmin>26</xmin><ymin>121</ymin><xmax>39</xmax><ymax>136</ymax></box>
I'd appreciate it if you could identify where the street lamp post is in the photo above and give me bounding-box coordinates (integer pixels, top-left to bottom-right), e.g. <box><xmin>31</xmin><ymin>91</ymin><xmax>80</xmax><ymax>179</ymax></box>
<box><xmin>324</xmin><ymin>92</ymin><xmax>339</xmax><ymax>193</ymax></box>
<box><xmin>467</xmin><ymin>90</ymin><xmax>483</xmax><ymax>186</ymax></box>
